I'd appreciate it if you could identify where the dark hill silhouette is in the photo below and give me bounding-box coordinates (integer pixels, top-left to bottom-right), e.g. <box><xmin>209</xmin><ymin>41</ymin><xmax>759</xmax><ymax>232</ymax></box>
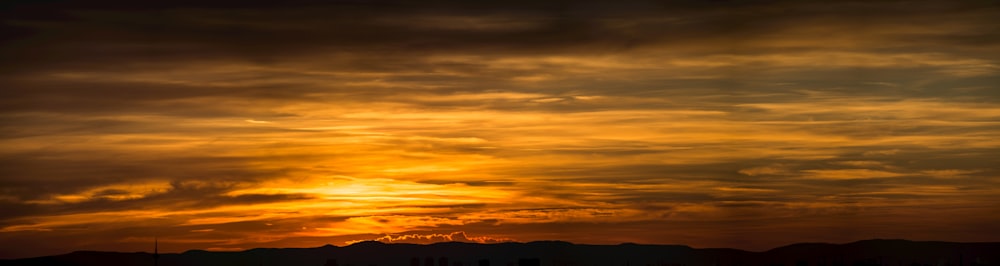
<box><xmin>0</xmin><ymin>239</ymin><xmax>997</xmax><ymax>266</ymax></box>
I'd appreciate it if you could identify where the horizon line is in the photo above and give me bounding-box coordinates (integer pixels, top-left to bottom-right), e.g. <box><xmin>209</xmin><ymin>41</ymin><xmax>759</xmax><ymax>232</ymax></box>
<box><xmin>14</xmin><ymin>238</ymin><xmax>998</xmax><ymax>260</ymax></box>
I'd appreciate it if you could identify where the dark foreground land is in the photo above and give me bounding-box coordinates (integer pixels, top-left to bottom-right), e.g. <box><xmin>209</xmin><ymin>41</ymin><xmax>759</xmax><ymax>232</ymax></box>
<box><xmin>1</xmin><ymin>239</ymin><xmax>997</xmax><ymax>266</ymax></box>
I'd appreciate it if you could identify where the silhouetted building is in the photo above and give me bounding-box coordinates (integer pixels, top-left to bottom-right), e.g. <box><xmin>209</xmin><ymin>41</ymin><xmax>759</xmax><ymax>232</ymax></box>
<box><xmin>519</xmin><ymin>258</ymin><xmax>540</xmax><ymax>266</ymax></box>
<box><xmin>479</xmin><ymin>259</ymin><xmax>490</xmax><ymax>266</ymax></box>
<box><xmin>454</xmin><ymin>261</ymin><xmax>464</xmax><ymax>266</ymax></box>
<box><xmin>412</xmin><ymin>257</ymin><xmax>421</xmax><ymax>266</ymax></box>
<box><xmin>325</xmin><ymin>259</ymin><xmax>339</xmax><ymax>266</ymax></box>
<box><xmin>440</xmin><ymin>257</ymin><xmax>450</xmax><ymax>266</ymax></box>
<box><xmin>427</xmin><ymin>257</ymin><xmax>435</xmax><ymax>266</ymax></box>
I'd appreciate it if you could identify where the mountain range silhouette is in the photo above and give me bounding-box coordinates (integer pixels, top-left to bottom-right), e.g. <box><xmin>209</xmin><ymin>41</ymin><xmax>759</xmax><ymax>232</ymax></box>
<box><xmin>1</xmin><ymin>239</ymin><xmax>996</xmax><ymax>266</ymax></box>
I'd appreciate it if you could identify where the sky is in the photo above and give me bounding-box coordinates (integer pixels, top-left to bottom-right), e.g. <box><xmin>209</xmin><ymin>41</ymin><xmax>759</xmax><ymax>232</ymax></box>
<box><xmin>2</xmin><ymin>0</ymin><xmax>999</xmax><ymax>259</ymax></box>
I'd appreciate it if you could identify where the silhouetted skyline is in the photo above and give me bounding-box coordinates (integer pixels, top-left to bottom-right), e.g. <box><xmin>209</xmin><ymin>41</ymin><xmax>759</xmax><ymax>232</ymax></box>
<box><xmin>2</xmin><ymin>239</ymin><xmax>998</xmax><ymax>266</ymax></box>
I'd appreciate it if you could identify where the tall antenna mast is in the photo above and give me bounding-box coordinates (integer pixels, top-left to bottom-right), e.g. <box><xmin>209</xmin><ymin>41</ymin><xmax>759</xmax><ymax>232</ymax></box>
<box><xmin>154</xmin><ymin>237</ymin><xmax>159</xmax><ymax>266</ymax></box>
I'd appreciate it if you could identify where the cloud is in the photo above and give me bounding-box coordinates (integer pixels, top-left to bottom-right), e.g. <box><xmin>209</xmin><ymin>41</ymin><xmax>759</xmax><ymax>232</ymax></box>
<box><xmin>831</xmin><ymin>161</ymin><xmax>890</xmax><ymax>168</ymax></box>
<box><xmin>920</xmin><ymin>169</ymin><xmax>981</xmax><ymax>179</ymax></box>
<box><xmin>863</xmin><ymin>149</ymin><xmax>901</xmax><ymax>156</ymax></box>
<box><xmin>738</xmin><ymin>165</ymin><xmax>790</xmax><ymax>176</ymax></box>
<box><xmin>801</xmin><ymin>169</ymin><xmax>906</xmax><ymax>180</ymax></box>
<box><xmin>346</xmin><ymin>231</ymin><xmax>513</xmax><ymax>245</ymax></box>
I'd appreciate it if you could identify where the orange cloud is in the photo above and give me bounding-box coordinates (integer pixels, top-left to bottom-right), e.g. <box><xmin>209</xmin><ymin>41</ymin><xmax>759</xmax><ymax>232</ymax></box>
<box><xmin>346</xmin><ymin>231</ymin><xmax>514</xmax><ymax>245</ymax></box>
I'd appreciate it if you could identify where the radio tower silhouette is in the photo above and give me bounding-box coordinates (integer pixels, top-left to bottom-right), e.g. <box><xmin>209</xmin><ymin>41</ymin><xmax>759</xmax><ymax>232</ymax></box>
<box><xmin>154</xmin><ymin>237</ymin><xmax>159</xmax><ymax>266</ymax></box>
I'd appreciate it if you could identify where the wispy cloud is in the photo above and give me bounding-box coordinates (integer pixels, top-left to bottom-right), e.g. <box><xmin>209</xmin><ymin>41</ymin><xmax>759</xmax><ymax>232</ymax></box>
<box><xmin>346</xmin><ymin>231</ymin><xmax>513</xmax><ymax>245</ymax></box>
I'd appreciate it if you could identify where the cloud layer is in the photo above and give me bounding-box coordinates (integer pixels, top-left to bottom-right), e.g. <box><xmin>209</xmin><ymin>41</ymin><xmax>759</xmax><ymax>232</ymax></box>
<box><xmin>1</xmin><ymin>0</ymin><xmax>999</xmax><ymax>259</ymax></box>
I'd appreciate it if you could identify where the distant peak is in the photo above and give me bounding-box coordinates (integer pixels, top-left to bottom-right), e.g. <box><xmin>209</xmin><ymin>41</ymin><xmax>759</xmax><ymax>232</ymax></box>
<box><xmin>347</xmin><ymin>240</ymin><xmax>386</xmax><ymax>247</ymax></box>
<box><xmin>853</xmin><ymin>238</ymin><xmax>912</xmax><ymax>243</ymax></box>
<box><xmin>768</xmin><ymin>239</ymin><xmax>921</xmax><ymax>252</ymax></box>
<box><xmin>767</xmin><ymin>242</ymin><xmax>837</xmax><ymax>252</ymax></box>
<box><xmin>182</xmin><ymin>249</ymin><xmax>210</xmax><ymax>254</ymax></box>
<box><xmin>526</xmin><ymin>240</ymin><xmax>574</xmax><ymax>245</ymax></box>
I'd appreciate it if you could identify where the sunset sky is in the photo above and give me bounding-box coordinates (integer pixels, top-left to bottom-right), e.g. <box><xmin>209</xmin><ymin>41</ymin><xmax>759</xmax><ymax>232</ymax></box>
<box><xmin>2</xmin><ymin>0</ymin><xmax>999</xmax><ymax>259</ymax></box>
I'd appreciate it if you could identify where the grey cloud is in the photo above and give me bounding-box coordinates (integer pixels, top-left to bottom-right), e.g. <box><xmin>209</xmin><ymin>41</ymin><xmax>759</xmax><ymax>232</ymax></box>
<box><xmin>3</xmin><ymin>1</ymin><xmax>996</xmax><ymax>70</ymax></box>
<box><xmin>0</xmin><ymin>180</ymin><xmax>316</xmax><ymax>224</ymax></box>
<box><xmin>0</xmin><ymin>152</ymin><xmax>307</xmax><ymax>200</ymax></box>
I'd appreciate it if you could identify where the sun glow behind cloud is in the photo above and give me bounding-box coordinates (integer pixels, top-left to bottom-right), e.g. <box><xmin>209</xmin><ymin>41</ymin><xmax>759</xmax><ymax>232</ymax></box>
<box><xmin>1</xmin><ymin>0</ymin><xmax>999</xmax><ymax>259</ymax></box>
